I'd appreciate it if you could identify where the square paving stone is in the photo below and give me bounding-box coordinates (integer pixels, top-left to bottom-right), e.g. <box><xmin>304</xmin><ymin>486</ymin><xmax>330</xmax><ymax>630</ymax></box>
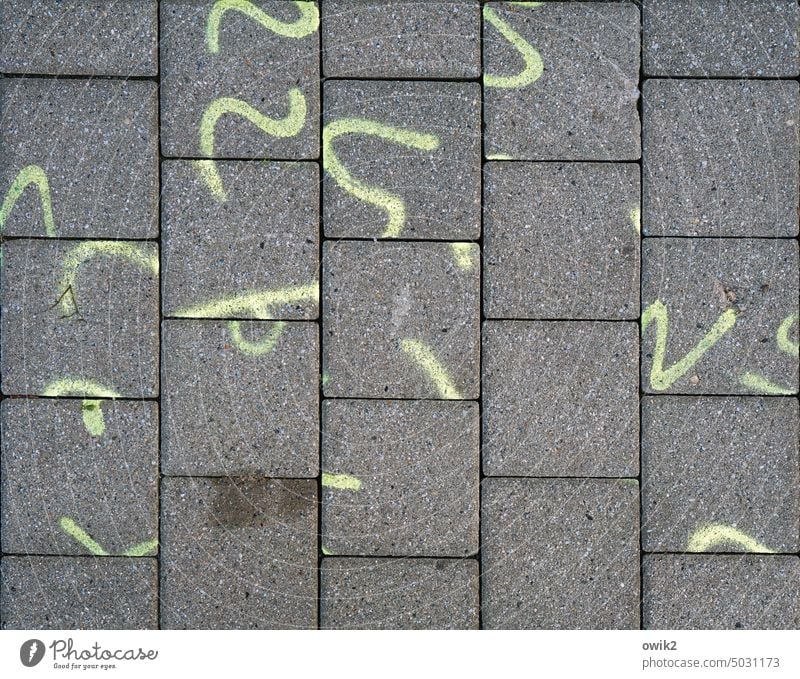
<box><xmin>1</xmin><ymin>556</ymin><xmax>158</xmax><ymax>629</ymax></box>
<box><xmin>643</xmin><ymin>79</ymin><xmax>799</xmax><ymax>237</ymax></box>
<box><xmin>641</xmin><ymin>238</ymin><xmax>799</xmax><ymax>394</ymax></box>
<box><xmin>160</xmin><ymin>0</ymin><xmax>319</xmax><ymax>158</ymax></box>
<box><xmin>483</xmin><ymin>321</ymin><xmax>639</xmax><ymax>477</ymax></box>
<box><xmin>322</xmin><ymin>399</ymin><xmax>479</xmax><ymax>556</ymax></box>
<box><xmin>162</xmin><ymin>160</ymin><xmax>319</xmax><ymax>320</ymax></box>
<box><xmin>162</xmin><ymin>320</ymin><xmax>318</xmax><ymax>477</ymax></box>
<box><xmin>1</xmin><ymin>239</ymin><xmax>160</xmax><ymax>398</ymax></box>
<box><xmin>322</xmin><ymin>1</ymin><xmax>480</xmax><ymax>79</ymax></box>
<box><xmin>323</xmin><ymin>241</ymin><xmax>480</xmax><ymax>399</ymax></box>
<box><xmin>643</xmin><ymin>555</ymin><xmax>800</xmax><ymax>630</ymax></box>
<box><xmin>160</xmin><ymin>477</ymin><xmax>317</xmax><ymax>629</ymax></box>
<box><xmin>0</xmin><ymin>79</ymin><xmax>158</xmax><ymax>238</ymax></box>
<box><xmin>482</xmin><ymin>478</ymin><xmax>640</xmax><ymax>629</ymax></box>
<box><xmin>0</xmin><ymin>1</ymin><xmax>158</xmax><ymax>76</ymax></box>
<box><xmin>643</xmin><ymin>0</ymin><xmax>800</xmax><ymax>77</ymax></box>
<box><xmin>641</xmin><ymin>396</ymin><xmax>799</xmax><ymax>554</ymax></box>
<box><xmin>323</xmin><ymin>80</ymin><xmax>481</xmax><ymax>239</ymax></box>
<box><xmin>484</xmin><ymin>162</ymin><xmax>640</xmax><ymax>319</ymax></box>
<box><xmin>1</xmin><ymin>399</ymin><xmax>158</xmax><ymax>556</ymax></box>
<box><xmin>483</xmin><ymin>2</ymin><xmax>640</xmax><ymax>160</ymax></box>
<box><xmin>321</xmin><ymin>557</ymin><xmax>479</xmax><ymax>629</ymax></box>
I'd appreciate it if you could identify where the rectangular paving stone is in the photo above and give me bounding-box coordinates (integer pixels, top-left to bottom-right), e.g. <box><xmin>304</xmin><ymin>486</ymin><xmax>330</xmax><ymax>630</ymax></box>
<box><xmin>0</xmin><ymin>79</ymin><xmax>158</xmax><ymax>238</ymax></box>
<box><xmin>643</xmin><ymin>0</ymin><xmax>800</xmax><ymax>77</ymax></box>
<box><xmin>483</xmin><ymin>321</ymin><xmax>639</xmax><ymax>477</ymax></box>
<box><xmin>0</xmin><ymin>1</ymin><xmax>158</xmax><ymax>76</ymax></box>
<box><xmin>483</xmin><ymin>1</ymin><xmax>640</xmax><ymax>160</ymax></box>
<box><xmin>160</xmin><ymin>477</ymin><xmax>317</xmax><ymax>629</ymax></box>
<box><xmin>323</xmin><ymin>80</ymin><xmax>481</xmax><ymax>239</ymax></box>
<box><xmin>643</xmin><ymin>79</ymin><xmax>799</xmax><ymax>237</ymax></box>
<box><xmin>642</xmin><ymin>396</ymin><xmax>799</xmax><ymax>553</ymax></box>
<box><xmin>160</xmin><ymin>0</ymin><xmax>319</xmax><ymax>158</ymax></box>
<box><xmin>323</xmin><ymin>241</ymin><xmax>480</xmax><ymax>399</ymax></box>
<box><xmin>321</xmin><ymin>557</ymin><xmax>479</xmax><ymax>629</ymax></box>
<box><xmin>162</xmin><ymin>160</ymin><xmax>319</xmax><ymax>319</ymax></box>
<box><xmin>484</xmin><ymin>162</ymin><xmax>640</xmax><ymax>319</ymax></box>
<box><xmin>1</xmin><ymin>556</ymin><xmax>158</xmax><ymax>630</ymax></box>
<box><xmin>1</xmin><ymin>239</ymin><xmax>160</xmax><ymax>398</ymax></box>
<box><xmin>641</xmin><ymin>238</ymin><xmax>799</xmax><ymax>394</ymax></box>
<box><xmin>643</xmin><ymin>555</ymin><xmax>800</xmax><ymax>630</ymax></box>
<box><xmin>322</xmin><ymin>399</ymin><xmax>479</xmax><ymax>556</ymax></box>
<box><xmin>482</xmin><ymin>478</ymin><xmax>640</xmax><ymax>629</ymax></box>
<box><xmin>162</xmin><ymin>320</ymin><xmax>318</xmax><ymax>477</ymax></box>
<box><xmin>1</xmin><ymin>399</ymin><xmax>158</xmax><ymax>556</ymax></box>
<box><xmin>322</xmin><ymin>1</ymin><xmax>481</xmax><ymax>79</ymax></box>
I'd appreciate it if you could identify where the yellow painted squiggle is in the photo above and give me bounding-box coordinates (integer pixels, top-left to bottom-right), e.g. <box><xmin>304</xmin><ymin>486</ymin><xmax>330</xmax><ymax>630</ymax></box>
<box><xmin>776</xmin><ymin>314</ymin><xmax>799</xmax><ymax>357</ymax></box>
<box><xmin>226</xmin><ymin>320</ymin><xmax>286</xmax><ymax>355</ymax></box>
<box><xmin>450</xmin><ymin>243</ymin><xmax>478</xmax><ymax>271</ymax></box>
<box><xmin>400</xmin><ymin>338</ymin><xmax>463</xmax><ymax>399</ymax></box>
<box><xmin>688</xmin><ymin>523</ymin><xmax>775</xmax><ymax>554</ymax></box>
<box><xmin>81</xmin><ymin>400</ymin><xmax>106</xmax><ymax>437</ymax></box>
<box><xmin>322</xmin><ymin>472</ymin><xmax>362</xmax><ymax>491</ymax></box>
<box><xmin>0</xmin><ymin>165</ymin><xmax>56</xmax><ymax>237</ymax></box>
<box><xmin>172</xmin><ymin>282</ymin><xmax>318</xmax><ymax>319</ymax></box>
<box><xmin>59</xmin><ymin>516</ymin><xmax>158</xmax><ymax>557</ymax></box>
<box><xmin>483</xmin><ymin>5</ymin><xmax>544</xmax><ymax>89</ymax></box>
<box><xmin>739</xmin><ymin>372</ymin><xmax>795</xmax><ymax>395</ymax></box>
<box><xmin>42</xmin><ymin>379</ymin><xmax>121</xmax><ymax>399</ymax></box>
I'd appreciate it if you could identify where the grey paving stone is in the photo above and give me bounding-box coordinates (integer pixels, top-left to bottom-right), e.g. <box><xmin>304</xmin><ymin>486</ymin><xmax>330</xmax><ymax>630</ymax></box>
<box><xmin>162</xmin><ymin>160</ymin><xmax>319</xmax><ymax>320</ymax></box>
<box><xmin>1</xmin><ymin>399</ymin><xmax>158</xmax><ymax>556</ymax></box>
<box><xmin>322</xmin><ymin>399</ymin><xmax>479</xmax><ymax>556</ymax></box>
<box><xmin>162</xmin><ymin>320</ymin><xmax>318</xmax><ymax>477</ymax></box>
<box><xmin>643</xmin><ymin>0</ymin><xmax>800</xmax><ymax>77</ymax></box>
<box><xmin>641</xmin><ymin>238</ymin><xmax>799</xmax><ymax>394</ymax></box>
<box><xmin>642</xmin><ymin>396</ymin><xmax>799</xmax><ymax>553</ymax></box>
<box><xmin>0</xmin><ymin>1</ymin><xmax>158</xmax><ymax>76</ymax></box>
<box><xmin>323</xmin><ymin>80</ymin><xmax>481</xmax><ymax>239</ymax></box>
<box><xmin>643</xmin><ymin>555</ymin><xmax>800</xmax><ymax>630</ymax></box>
<box><xmin>483</xmin><ymin>2</ymin><xmax>640</xmax><ymax>160</ymax></box>
<box><xmin>323</xmin><ymin>241</ymin><xmax>480</xmax><ymax>399</ymax></box>
<box><xmin>321</xmin><ymin>557</ymin><xmax>479</xmax><ymax>629</ymax></box>
<box><xmin>643</xmin><ymin>79</ymin><xmax>800</xmax><ymax>237</ymax></box>
<box><xmin>484</xmin><ymin>162</ymin><xmax>640</xmax><ymax>319</ymax></box>
<box><xmin>0</xmin><ymin>79</ymin><xmax>158</xmax><ymax>238</ymax></box>
<box><xmin>1</xmin><ymin>556</ymin><xmax>158</xmax><ymax>630</ymax></box>
<box><xmin>322</xmin><ymin>0</ymin><xmax>480</xmax><ymax>79</ymax></box>
<box><xmin>483</xmin><ymin>321</ymin><xmax>639</xmax><ymax>477</ymax></box>
<box><xmin>1</xmin><ymin>239</ymin><xmax>160</xmax><ymax>398</ymax></box>
<box><xmin>482</xmin><ymin>478</ymin><xmax>640</xmax><ymax>629</ymax></box>
<box><xmin>160</xmin><ymin>0</ymin><xmax>319</xmax><ymax>158</ymax></box>
<box><xmin>160</xmin><ymin>477</ymin><xmax>317</xmax><ymax>629</ymax></box>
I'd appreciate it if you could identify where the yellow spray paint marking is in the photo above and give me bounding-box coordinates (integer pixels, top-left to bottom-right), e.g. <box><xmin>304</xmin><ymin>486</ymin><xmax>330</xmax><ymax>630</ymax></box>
<box><xmin>193</xmin><ymin>160</ymin><xmax>228</xmax><ymax>203</ymax></box>
<box><xmin>321</xmin><ymin>546</ymin><xmax>334</xmax><ymax>556</ymax></box>
<box><xmin>629</xmin><ymin>207</ymin><xmax>641</xmax><ymax>235</ymax></box>
<box><xmin>122</xmin><ymin>539</ymin><xmax>159</xmax><ymax>557</ymax></box>
<box><xmin>0</xmin><ymin>165</ymin><xmax>56</xmax><ymax>237</ymax></box>
<box><xmin>509</xmin><ymin>1</ymin><xmax>545</xmax><ymax>6</ymax></box>
<box><xmin>42</xmin><ymin>379</ymin><xmax>121</xmax><ymax>399</ymax></box>
<box><xmin>450</xmin><ymin>243</ymin><xmax>478</xmax><ymax>271</ymax></box>
<box><xmin>226</xmin><ymin>320</ymin><xmax>286</xmax><ymax>355</ymax></box>
<box><xmin>60</xmin><ymin>516</ymin><xmax>158</xmax><ymax>557</ymax></box>
<box><xmin>688</xmin><ymin>523</ymin><xmax>775</xmax><ymax>554</ymax></box>
<box><xmin>739</xmin><ymin>372</ymin><xmax>795</xmax><ymax>395</ymax></box>
<box><xmin>776</xmin><ymin>314</ymin><xmax>799</xmax><ymax>357</ymax></box>
<box><xmin>81</xmin><ymin>400</ymin><xmax>106</xmax><ymax>437</ymax></box>
<box><xmin>322</xmin><ymin>472</ymin><xmax>362</xmax><ymax>491</ymax></box>
<box><xmin>641</xmin><ymin>299</ymin><xmax>737</xmax><ymax>391</ymax></box>
<box><xmin>173</xmin><ymin>282</ymin><xmax>318</xmax><ymax>319</ymax></box>
<box><xmin>483</xmin><ymin>5</ymin><xmax>544</xmax><ymax>89</ymax></box>
<box><xmin>486</xmin><ymin>153</ymin><xmax>514</xmax><ymax>160</ymax></box>
<box><xmin>400</xmin><ymin>338</ymin><xmax>463</xmax><ymax>400</ymax></box>
<box><xmin>321</xmin><ymin>372</ymin><xmax>331</xmax><ymax>387</ymax></box>
<box><xmin>206</xmin><ymin>0</ymin><xmax>319</xmax><ymax>53</ymax></box>
<box><xmin>322</xmin><ymin>118</ymin><xmax>440</xmax><ymax>239</ymax></box>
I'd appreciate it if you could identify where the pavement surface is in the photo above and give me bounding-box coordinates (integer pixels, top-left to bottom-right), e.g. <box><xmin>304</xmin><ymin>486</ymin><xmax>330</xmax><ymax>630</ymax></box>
<box><xmin>1</xmin><ymin>0</ymin><xmax>798</xmax><ymax>631</ymax></box>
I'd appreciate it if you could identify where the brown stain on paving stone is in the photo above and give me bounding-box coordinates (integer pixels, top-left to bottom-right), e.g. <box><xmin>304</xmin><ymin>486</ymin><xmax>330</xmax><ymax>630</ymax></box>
<box><xmin>208</xmin><ymin>477</ymin><xmax>316</xmax><ymax>528</ymax></box>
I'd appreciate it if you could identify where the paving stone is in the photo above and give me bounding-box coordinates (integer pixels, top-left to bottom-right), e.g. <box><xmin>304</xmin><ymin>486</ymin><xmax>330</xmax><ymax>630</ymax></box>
<box><xmin>322</xmin><ymin>0</ymin><xmax>480</xmax><ymax>79</ymax></box>
<box><xmin>322</xmin><ymin>399</ymin><xmax>479</xmax><ymax>556</ymax></box>
<box><xmin>483</xmin><ymin>2</ymin><xmax>640</xmax><ymax>160</ymax></box>
<box><xmin>323</xmin><ymin>241</ymin><xmax>480</xmax><ymax>399</ymax></box>
<box><xmin>0</xmin><ymin>1</ymin><xmax>158</xmax><ymax>76</ymax></box>
<box><xmin>483</xmin><ymin>321</ymin><xmax>639</xmax><ymax>477</ymax></box>
<box><xmin>0</xmin><ymin>239</ymin><xmax>160</xmax><ymax>397</ymax></box>
<box><xmin>160</xmin><ymin>477</ymin><xmax>317</xmax><ymax>629</ymax></box>
<box><xmin>643</xmin><ymin>555</ymin><xmax>800</xmax><ymax>630</ymax></box>
<box><xmin>0</xmin><ymin>79</ymin><xmax>158</xmax><ymax>238</ymax></box>
<box><xmin>641</xmin><ymin>238</ymin><xmax>799</xmax><ymax>394</ymax></box>
<box><xmin>321</xmin><ymin>557</ymin><xmax>479</xmax><ymax>629</ymax></box>
<box><xmin>643</xmin><ymin>79</ymin><xmax>799</xmax><ymax>237</ymax></box>
<box><xmin>162</xmin><ymin>160</ymin><xmax>319</xmax><ymax>320</ymax></box>
<box><xmin>643</xmin><ymin>0</ymin><xmax>800</xmax><ymax>77</ymax></box>
<box><xmin>160</xmin><ymin>0</ymin><xmax>319</xmax><ymax>158</ymax></box>
<box><xmin>642</xmin><ymin>396</ymin><xmax>799</xmax><ymax>553</ymax></box>
<box><xmin>1</xmin><ymin>556</ymin><xmax>158</xmax><ymax>629</ymax></box>
<box><xmin>484</xmin><ymin>162</ymin><xmax>640</xmax><ymax>319</ymax></box>
<box><xmin>162</xmin><ymin>320</ymin><xmax>318</xmax><ymax>477</ymax></box>
<box><xmin>323</xmin><ymin>80</ymin><xmax>481</xmax><ymax>240</ymax></box>
<box><xmin>1</xmin><ymin>399</ymin><xmax>158</xmax><ymax>556</ymax></box>
<box><xmin>482</xmin><ymin>478</ymin><xmax>640</xmax><ymax>629</ymax></box>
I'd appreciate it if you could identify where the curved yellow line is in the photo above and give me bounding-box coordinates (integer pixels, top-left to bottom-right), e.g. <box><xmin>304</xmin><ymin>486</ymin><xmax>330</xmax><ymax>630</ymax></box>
<box><xmin>776</xmin><ymin>314</ymin><xmax>799</xmax><ymax>357</ymax></box>
<box><xmin>59</xmin><ymin>517</ymin><xmax>108</xmax><ymax>556</ymax></box>
<box><xmin>322</xmin><ymin>472</ymin><xmax>362</xmax><ymax>491</ymax></box>
<box><xmin>172</xmin><ymin>282</ymin><xmax>318</xmax><ymax>319</ymax></box>
<box><xmin>688</xmin><ymin>524</ymin><xmax>775</xmax><ymax>554</ymax></box>
<box><xmin>739</xmin><ymin>372</ymin><xmax>795</xmax><ymax>395</ymax></box>
<box><xmin>226</xmin><ymin>320</ymin><xmax>287</xmax><ymax>355</ymax></box>
<box><xmin>42</xmin><ymin>379</ymin><xmax>121</xmax><ymax>399</ymax></box>
<box><xmin>81</xmin><ymin>400</ymin><xmax>106</xmax><ymax>437</ymax></box>
<box><xmin>400</xmin><ymin>338</ymin><xmax>462</xmax><ymax>400</ymax></box>
<box><xmin>122</xmin><ymin>539</ymin><xmax>159</xmax><ymax>557</ymax></box>
<box><xmin>483</xmin><ymin>5</ymin><xmax>544</xmax><ymax>89</ymax></box>
<box><xmin>0</xmin><ymin>165</ymin><xmax>56</xmax><ymax>237</ymax></box>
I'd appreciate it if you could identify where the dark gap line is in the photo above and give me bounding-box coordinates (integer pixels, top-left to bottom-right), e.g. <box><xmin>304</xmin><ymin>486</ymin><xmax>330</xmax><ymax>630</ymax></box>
<box><xmin>0</xmin><ymin>72</ymin><xmax>158</xmax><ymax>82</ymax></box>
